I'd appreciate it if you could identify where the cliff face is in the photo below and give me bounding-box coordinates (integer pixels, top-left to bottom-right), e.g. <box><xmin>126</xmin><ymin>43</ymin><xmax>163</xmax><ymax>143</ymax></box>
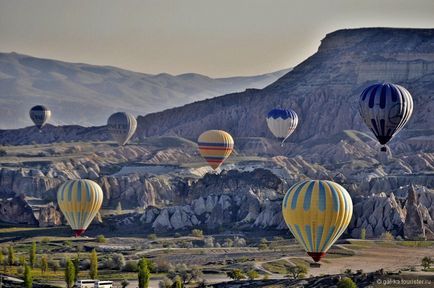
<box><xmin>136</xmin><ymin>28</ymin><xmax>434</xmax><ymax>144</ymax></box>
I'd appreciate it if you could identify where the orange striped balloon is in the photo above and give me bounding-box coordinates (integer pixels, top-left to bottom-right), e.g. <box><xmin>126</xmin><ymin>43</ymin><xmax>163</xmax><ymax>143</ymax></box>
<box><xmin>198</xmin><ymin>130</ymin><xmax>234</xmax><ymax>170</ymax></box>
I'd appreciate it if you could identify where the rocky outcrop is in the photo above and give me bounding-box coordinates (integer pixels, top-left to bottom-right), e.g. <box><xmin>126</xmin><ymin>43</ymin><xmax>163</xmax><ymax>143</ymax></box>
<box><xmin>349</xmin><ymin>193</ymin><xmax>405</xmax><ymax>238</ymax></box>
<box><xmin>403</xmin><ymin>186</ymin><xmax>434</xmax><ymax>240</ymax></box>
<box><xmin>0</xmin><ymin>197</ymin><xmax>63</xmax><ymax>227</ymax></box>
<box><xmin>136</xmin><ymin>28</ymin><xmax>434</xmax><ymax>144</ymax></box>
<box><xmin>0</xmin><ymin>196</ymin><xmax>38</xmax><ymax>225</ymax></box>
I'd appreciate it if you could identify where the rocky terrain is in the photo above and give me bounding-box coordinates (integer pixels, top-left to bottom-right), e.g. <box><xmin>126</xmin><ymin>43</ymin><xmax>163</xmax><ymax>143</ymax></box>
<box><xmin>0</xmin><ymin>28</ymin><xmax>433</xmax><ymax>242</ymax></box>
<box><xmin>0</xmin><ymin>52</ymin><xmax>289</xmax><ymax>129</ymax></box>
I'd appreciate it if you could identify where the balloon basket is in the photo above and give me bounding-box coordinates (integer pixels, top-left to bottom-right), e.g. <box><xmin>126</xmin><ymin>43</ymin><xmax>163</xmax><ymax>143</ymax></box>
<box><xmin>310</xmin><ymin>262</ymin><xmax>321</xmax><ymax>268</ymax></box>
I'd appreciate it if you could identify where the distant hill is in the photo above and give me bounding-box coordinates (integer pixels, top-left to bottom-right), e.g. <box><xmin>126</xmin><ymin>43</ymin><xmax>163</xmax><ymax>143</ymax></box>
<box><xmin>136</xmin><ymin>28</ymin><xmax>434</xmax><ymax>144</ymax></box>
<box><xmin>0</xmin><ymin>52</ymin><xmax>290</xmax><ymax>129</ymax></box>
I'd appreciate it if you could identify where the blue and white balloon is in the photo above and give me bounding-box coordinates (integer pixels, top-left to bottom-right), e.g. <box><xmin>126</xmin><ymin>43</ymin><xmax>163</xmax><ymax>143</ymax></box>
<box><xmin>358</xmin><ymin>82</ymin><xmax>413</xmax><ymax>152</ymax></box>
<box><xmin>266</xmin><ymin>108</ymin><xmax>298</xmax><ymax>145</ymax></box>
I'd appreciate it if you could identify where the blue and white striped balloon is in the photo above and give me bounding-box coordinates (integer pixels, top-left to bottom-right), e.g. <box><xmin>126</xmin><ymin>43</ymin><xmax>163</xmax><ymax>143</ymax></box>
<box><xmin>358</xmin><ymin>82</ymin><xmax>413</xmax><ymax>151</ymax></box>
<box><xmin>266</xmin><ymin>108</ymin><xmax>298</xmax><ymax>145</ymax></box>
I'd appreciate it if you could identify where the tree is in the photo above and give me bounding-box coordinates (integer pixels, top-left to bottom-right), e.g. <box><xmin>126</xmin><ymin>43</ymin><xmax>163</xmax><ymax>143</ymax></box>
<box><xmin>380</xmin><ymin>231</ymin><xmax>394</xmax><ymax>241</ymax></box>
<box><xmin>112</xmin><ymin>253</ymin><xmax>126</xmax><ymax>270</ymax></box>
<box><xmin>40</xmin><ymin>255</ymin><xmax>48</xmax><ymax>275</ymax></box>
<box><xmin>19</xmin><ymin>255</ymin><xmax>26</xmax><ymax>266</ymax></box>
<box><xmin>0</xmin><ymin>252</ymin><xmax>4</xmax><ymax>270</ymax></box>
<box><xmin>191</xmin><ymin>229</ymin><xmax>203</xmax><ymax>237</ymax></box>
<box><xmin>64</xmin><ymin>259</ymin><xmax>75</xmax><ymax>288</ymax></box>
<box><xmin>174</xmin><ymin>275</ymin><xmax>183</xmax><ymax>288</ymax></box>
<box><xmin>226</xmin><ymin>269</ymin><xmax>246</xmax><ymax>281</ymax></box>
<box><xmin>337</xmin><ymin>277</ymin><xmax>357</xmax><ymax>288</ymax></box>
<box><xmin>96</xmin><ymin>235</ymin><xmax>107</xmax><ymax>243</ymax></box>
<box><xmin>24</xmin><ymin>264</ymin><xmax>32</xmax><ymax>288</ymax></box>
<box><xmin>8</xmin><ymin>245</ymin><xmax>15</xmax><ymax>266</ymax></box>
<box><xmin>422</xmin><ymin>256</ymin><xmax>432</xmax><ymax>270</ymax></box>
<box><xmin>138</xmin><ymin>258</ymin><xmax>151</xmax><ymax>288</ymax></box>
<box><xmin>247</xmin><ymin>270</ymin><xmax>259</xmax><ymax>280</ymax></box>
<box><xmin>286</xmin><ymin>264</ymin><xmax>308</xmax><ymax>279</ymax></box>
<box><xmin>121</xmin><ymin>279</ymin><xmax>130</xmax><ymax>288</ymax></box>
<box><xmin>89</xmin><ymin>249</ymin><xmax>98</xmax><ymax>279</ymax></box>
<box><xmin>158</xmin><ymin>277</ymin><xmax>172</xmax><ymax>288</ymax></box>
<box><xmin>49</xmin><ymin>259</ymin><xmax>60</xmax><ymax>272</ymax></box>
<box><xmin>29</xmin><ymin>241</ymin><xmax>36</xmax><ymax>268</ymax></box>
<box><xmin>72</xmin><ymin>255</ymin><xmax>80</xmax><ymax>280</ymax></box>
<box><xmin>360</xmin><ymin>228</ymin><xmax>366</xmax><ymax>240</ymax></box>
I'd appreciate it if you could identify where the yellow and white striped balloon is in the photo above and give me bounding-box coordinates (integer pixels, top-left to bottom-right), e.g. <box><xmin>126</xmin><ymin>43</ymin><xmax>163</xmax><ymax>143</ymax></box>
<box><xmin>197</xmin><ymin>130</ymin><xmax>234</xmax><ymax>170</ymax></box>
<box><xmin>57</xmin><ymin>179</ymin><xmax>103</xmax><ymax>237</ymax></box>
<box><xmin>282</xmin><ymin>180</ymin><xmax>353</xmax><ymax>262</ymax></box>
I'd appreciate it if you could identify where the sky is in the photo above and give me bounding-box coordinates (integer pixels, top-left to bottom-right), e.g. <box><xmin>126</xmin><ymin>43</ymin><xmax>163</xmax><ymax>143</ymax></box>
<box><xmin>0</xmin><ymin>0</ymin><xmax>433</xmax><ymax>77</ymax></box>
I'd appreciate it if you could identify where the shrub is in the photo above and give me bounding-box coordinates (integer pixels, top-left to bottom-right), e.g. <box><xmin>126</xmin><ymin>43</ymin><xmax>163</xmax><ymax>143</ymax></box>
<box><xmin>203</xmin><ymin>237</ymin><xmax>214</xmax><ymax>248</ymax></box>
<box><xmin>147</xmin><ymin>234</ymin><xmax>157</xmax><ymax>240</ymax></box>
<box><xmin>234</xmin><ymin>237</ymin><xmax>246</xmax><ymax>247</ymax></box>
<box><xmin>223</xmin><ymin>238</ymin><xmax>233</xmax><ymax>247</ymax></box>
<box><xmin>191</xmin><ymin>229</ymin><xmax>203</xmax><ymax>237</ymax></box>
<box><xmin>422</xmin><ymin>256</ymin><xmax>432</xmax><ymax>270</ymax></box>
<box><xmin>380</xmin><ymin>232</ymin><xmax>394</xmax><ymax>241</ymax></box>
<box><xmin>158</xmin><ymin>277</ymin><xmax>173</xmax><ymax>288</ymax></box>
<box><xmin>360</xmin><ymin>228</ymin><xmax>366</xmax><ymax>240</ymax></box>
<box><xmin>111</xmin><ymin>253</ymin><xmax>126</xmax><ymax>270</ymax></box>
<box><xmin>96</xmin><ymin>235</ymin><xmax>107</xmax><ymax>243</ymax></box>
<box><xmin>286</xmin><ymin>264</ymin><xmax>308</xmax><ymax>279</ymax></box>
<box><xmin>337</xmin><ymin>277</ymin><xmax>357</xmax><ymax>288</ymax></box>
<box><xmin>121</xmin><ymin>279</ymin><xmax>130</xmax><ymax>288</ymax></box>
<box><xmin>258</xmin><ymin>243</ymin><xmax>268</xmax><ymax>250</ymax></box>
<box><xmin>226</xmin><ymin>269</ymin><xmax>246</xmax><ymax>280</ymax></box>
<box><xmin>247</xmin><ymin>269</ymin><xmax>259</xmax><ymax>280</ymax></box>
<box><xmin>124</xmin><ymin>260</ymin><xmax>138</xmax><ymax>272</ymax></box>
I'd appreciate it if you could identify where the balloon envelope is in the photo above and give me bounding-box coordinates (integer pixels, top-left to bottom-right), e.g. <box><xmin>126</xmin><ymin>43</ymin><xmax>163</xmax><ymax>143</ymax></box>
<box><xmin>197</xmin><ymin>130</ymin><xmax>234</xmax><ymax>170</ymax></box>
<box><xmin>29</xmin><ymin>105</ymin><xmax>51</xmax><ymax>129</ymax></box>
<box><xmin>358</xmin><ymin>82</ymin><xmax>413</xmax><ymax>149</ymax></box>
<box><xmin>266</xmin><ymin>108</ymin><xmax>298</xmax><ymax>144</ymax></box>
<box><xmin>57</xmin><ymin>179</ymin><xmax>103</xmax><ymax>236</ymax></box>
<box><xmin>282</xmin><ymin>180</ymin><xmax>353</xmax><ymax>262</ymax></box>
<box><xmin>107</xmin><ymin>112</ymin><xmax>137</xmax><ymax>146</ymax></box>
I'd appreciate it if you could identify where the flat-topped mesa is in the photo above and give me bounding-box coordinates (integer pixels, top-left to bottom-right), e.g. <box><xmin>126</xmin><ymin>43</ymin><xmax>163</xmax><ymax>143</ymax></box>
<box><xmin>318</xmin><ymin>27</ymin><xmax>434</xmax><ymax>56</ymax></box>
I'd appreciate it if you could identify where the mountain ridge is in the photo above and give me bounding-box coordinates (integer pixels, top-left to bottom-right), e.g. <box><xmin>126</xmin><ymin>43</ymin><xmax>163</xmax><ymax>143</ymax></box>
<box><xmin>0</xmin><ymin>51</ymin><xmax>290</xmax><ymax>129</ymax></box>
<box><xmin>136</xmin><ymin>27</ymin><xmax>434</xmax><ymax>145</ymax></box>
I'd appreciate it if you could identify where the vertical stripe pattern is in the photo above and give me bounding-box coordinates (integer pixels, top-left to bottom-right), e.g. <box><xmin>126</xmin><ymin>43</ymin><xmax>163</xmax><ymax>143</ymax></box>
<box><xmin>29</xmin><ymin>105</ymin><xmax>51</xmax><ymax>129</ymax></box>
<box><xmin>57</xmin><ymin>179</ymin><xmax>104</xmax><ymax>233</ymax></box>
<box><xmin>359</xmin><ymin>82</ymin><xmax>413</xmax><ymax>145</ymax></box>
<box><xmin>282</xmin><ymin>180</ymin><xmax>353</xmax><ymax>257</ymax></box>
<box><xmin>107</xmin><ymin>112</ymin><xmax>138</xmax><ymax>146</ymax></box>
<box><xmin>197</xmin><ymin>130</ymin><xmax>234</xmax><ymax>170</ymax></box>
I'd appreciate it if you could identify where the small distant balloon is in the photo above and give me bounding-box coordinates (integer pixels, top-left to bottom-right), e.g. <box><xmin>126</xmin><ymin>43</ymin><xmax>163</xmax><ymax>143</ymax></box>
<box><xmin>282</xmin><ymin>180</ymin><xmax>353</xmax><ymax>262</ymax></box>
<box><xmin>197</xmin><ymin>130</ymin><xmax>234</xmax><ymax>170</ymax></box>
<box><xmin>29</xmin><ymin>105</ymin><xmax>51</xmax><ymax>130</ymax></box>
<box><xmin>57</xmin><ymin>179</ymin><xmax>103</xmax><ymax>237</ymax></box>
<box><xmin>358</xmin><ymin>82</ymin><xmax>413</xmax><ymax>152</ymax></box>
<box><xmin>107</xmin><ymin>112</ymin><xmax>137</xmax><ymax>146</ymax></box>
<box><xmin>266</xmin><ymin>108</ymin><xmax>298</xmax><ymax>146</ymax></box>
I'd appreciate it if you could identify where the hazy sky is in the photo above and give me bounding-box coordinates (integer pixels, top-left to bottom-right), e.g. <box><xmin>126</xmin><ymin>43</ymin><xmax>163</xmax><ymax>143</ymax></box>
<box><xmin>0</xmin><ymin>0</ymin><xmax>433</xmax><ymax>77</ymax></box>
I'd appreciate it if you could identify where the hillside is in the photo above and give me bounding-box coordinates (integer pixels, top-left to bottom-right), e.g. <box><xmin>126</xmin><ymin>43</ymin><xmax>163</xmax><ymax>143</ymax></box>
<box><xmin>136</xmin><ymin>28</ymin><xmax>434</xmax><ymax>145</ymax></box>
<box><xmin>0</xmin><ymin>52</ymin><xmax>289</xmax><ymax>128</ymax></box>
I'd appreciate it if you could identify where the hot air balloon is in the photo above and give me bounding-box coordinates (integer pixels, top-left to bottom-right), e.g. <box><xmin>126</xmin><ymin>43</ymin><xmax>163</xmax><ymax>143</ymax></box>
<box><xmin>57</xmin><ymin>179</ymin><xmax>103</xmax><ymax>237</ymax></box>
<box><xmin>107</xmin><ymin>112</ymin><xmax>137</xmax><ymax>146</ymax></box>
<box><xmin>197</xmin><ymin>130</ymin><xmax>234</xmax><ymax>170</ymax></box>
<box><xmin>282</xmin><ymin>180</ymin><xmax>353</xmax><ymax>262</ymax></box>
<box><xmin>358</xmin><ymin>82</ymin><xmax>413</xmax><ymax>152</ymax></box>
<box><xmin>29</xmin><ymin>105</ymin><xmax>51</xmax><ymax>130</ymax></box>
<box><xmin>266</xmin><ymin>108</ymin><xmax>298</xmax><ymax>146</ymax></box>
